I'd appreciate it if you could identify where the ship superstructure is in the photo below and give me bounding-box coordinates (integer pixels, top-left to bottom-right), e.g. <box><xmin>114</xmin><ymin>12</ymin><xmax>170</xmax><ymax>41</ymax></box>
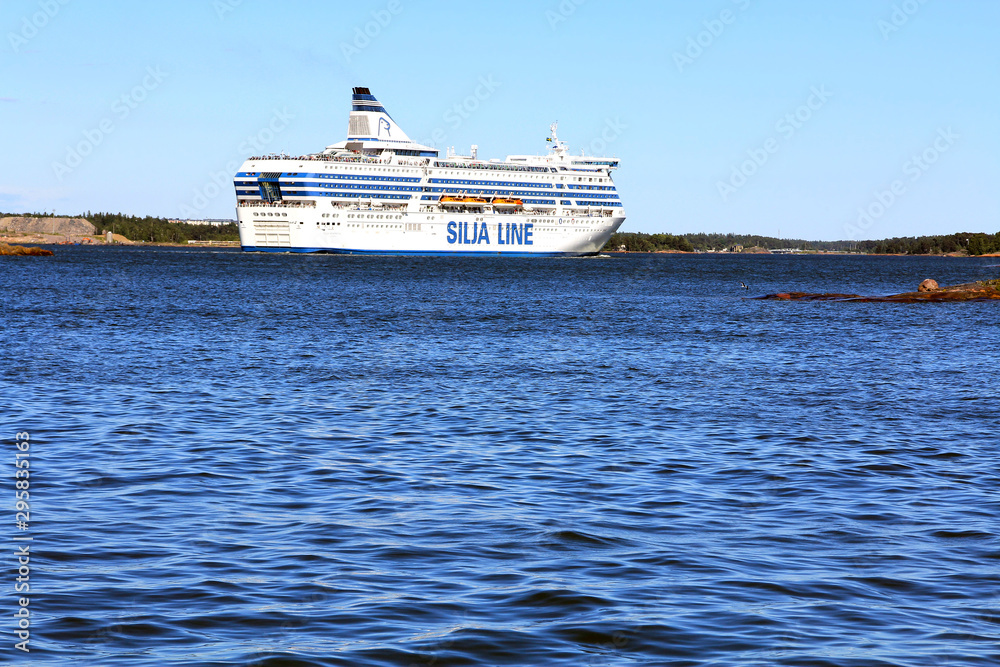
<box><xmin>233</xmin><ymin>88</ymin><xmax>625</xmax><ymax>255</ymax></box>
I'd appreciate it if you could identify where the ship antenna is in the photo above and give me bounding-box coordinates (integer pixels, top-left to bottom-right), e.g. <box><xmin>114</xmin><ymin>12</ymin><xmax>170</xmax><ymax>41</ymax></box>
<box><xmin>547</xmin><ymin>121</ymin><xmax>567</xmax><ymax>157</ymax></box>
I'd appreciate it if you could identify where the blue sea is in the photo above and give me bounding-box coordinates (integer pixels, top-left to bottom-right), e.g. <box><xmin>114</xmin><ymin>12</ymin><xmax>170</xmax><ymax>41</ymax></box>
<box><xmin>5</xmin><ymin>247</ymin><xmax>1000</xmax><ymax>666</ymax></box>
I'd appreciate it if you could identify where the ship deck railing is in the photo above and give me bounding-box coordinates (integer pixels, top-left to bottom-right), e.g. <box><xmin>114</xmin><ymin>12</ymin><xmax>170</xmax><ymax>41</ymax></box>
<box><xmin>238</xmin><ymin>200</ymin><xmax>316</xmax><ymax>208</ymax></box>
<box><xmin>247</xmin><ymin>154</ymin><xmax>430</xmax><ymax>168</ymax></box>
<box><xmin>433</xmin><ymin>161</ymin><xmax>551</xmax><ymax>174</ymax></box>
<box><xmin>245</xmin><ymin>154</ymin><xmax>618</xmax><ymax>176</ymax></box>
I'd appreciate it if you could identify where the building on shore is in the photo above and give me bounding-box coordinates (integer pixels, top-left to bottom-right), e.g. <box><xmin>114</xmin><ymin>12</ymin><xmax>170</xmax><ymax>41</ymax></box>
<box><xmin>167</xmin><ymin>219</ymin><xmax>236</xmax><ymax>227</ymax></box>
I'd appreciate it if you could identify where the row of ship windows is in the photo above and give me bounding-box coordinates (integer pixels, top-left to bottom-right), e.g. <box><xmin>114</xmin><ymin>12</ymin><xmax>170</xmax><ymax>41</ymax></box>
<box><xmin>249</xmin><ymin>206</ymin><xmax>612</xmax><ymax>223</ymax></box>
<box><xmin>240</xmin><ymin>194</ymin><xmax>623</xmax><ymax>207</ymax></box>
<box><xmin>318</xmin><ymin>221</ymin><xmax>426</xmax><ymax>230</ymax></box>
<box><xmin>319</xmin><ymin>213</ymin><xmax>407</xmax><ymax>221</ymax></box>
<box><xmin>434</xmin><ymin>172</ymin><xmax>610</xmax><ymax>184</ymax></box>
<box><xmin>239</xmin><ymin>190</ymin><xmax>414</xmax><ymax>200</ymax></box>
<box><xmin>433</xmin><ymin>162</ymin><xmax>550</xmax><ymax>174</ymax></box>
<box><xmin>236</xmin><ymin>188</ymin><xmax>618</xmax><ymax>199</ymax></box>
<box><xmin>283</xmin><ymin>183</ymin><xmax>423</xmax><ymax>192</ymax></box>
<box><xmin>428</xmin><ymin>188</ymin><xmax>618</xmax><ymax>199</ymax></box>
<box><xmin>432</xmin><ymin>189</ymin><xmax>557</xmax><ymax>197</ymax></box>
<box><xmin>244</xmin><ymin>181</ymin><xmax>416</xmax><ymax>192</ymax></box>
<box><xmin>238</xmin><ymin>172</ymin><xmax>422</xmax><ymax>183</ymax></box>
<box><xmin>245</xmin><ymin>166</ymin><xmax>418</xmax><ymax>176</ymax></box>
<box><xmin>237</xmin><ymin>176</ymin><xmax>615</xmax><ymax>191</ymax></box>
<box><xmin>310</xmin><ymin>223</ymin><xmax>602</xmax><ymax>233</ymax></box>
<box><xmin>419</xmin><ymin>196</ymin><xmax>558</xmax><ymax>205</ymax></box>
<box><xmin>316</xmin><ymin>222</ymin><xmax>407</xmax><ymax>229</ymax></box>
<box><xmin>434</xmin><ymin>170</ymin><xmax>601</xmax><ymax>182</ymax></box>
<box><xmin>250</xmin><ymin>216</ymin><xmax>617</xmax><ymax>229</ymax></box>
<box><xmin>237</xmin><ymin>183</ymin><xmax>617</xmax><ymax>199</ymax></box>
<box><xmin>244</xmin><ymin>166</ymin><xmax>609</xmax><ymax>182</ymax></box>
<box><xmin>255</xmin><ymin>188</ymin><xmax>618</xmax><ymax>200</ymax></box>
<box><xmin>322</xmin><ymin>166</ymin><xmax>416</xmax><ymax>174</ymax></box>
<box><xmin>250</xmin><ymin>167</ymin><xmax>597</xmax><ymax>180</ymax></box>
<box><xmin>316</xmin><ymin>174</ymin><xmax>420</xmax><ymax>182</ymax></box>
<box><xmin>430</xmin><ymin>179</ymin><xmax>556</xmax><ymax>189</ymax></box>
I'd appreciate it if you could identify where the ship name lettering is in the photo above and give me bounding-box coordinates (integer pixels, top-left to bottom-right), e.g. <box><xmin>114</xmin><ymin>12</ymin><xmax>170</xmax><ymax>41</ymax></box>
<box><xmin>447</xmin><ymin>221</ymin><xmax>533</xmax><ymax>246</ymax></box>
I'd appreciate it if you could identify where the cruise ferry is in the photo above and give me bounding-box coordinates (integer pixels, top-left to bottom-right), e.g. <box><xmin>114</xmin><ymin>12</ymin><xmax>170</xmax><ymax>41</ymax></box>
<box><xmin>233</xmin><ymin>88</ymin><xmax>625</xmax><ymax>255</ymax></box>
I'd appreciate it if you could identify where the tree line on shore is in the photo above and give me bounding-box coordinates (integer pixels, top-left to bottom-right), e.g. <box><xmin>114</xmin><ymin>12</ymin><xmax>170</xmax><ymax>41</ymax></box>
<box><xmin>5</xmin><ymin>211</ymin><xmax>998</xmax><ymax>254</ymax></box>
<box><xmin>1</xmin><ymin>211</ymin><xmax>240</xmax><ymax>243</ymax></box>
<box><xmin>605</xmin><ymin>232</ymin><xmax>694</xmax><ymax>252</ymax></box>
<box><xmin>87</xmin><ymin>213</ymin><xmax>239</xmax><ymax>243</ymax></box>
<box><xmin>604</xmin><ymin>231</ymin><xmax>1000</xmax><ymax>255</ymax></box>
<box><xmin>862</xmin><ymin>233</ymin><xmax>1000</xmax><ymax>256</ymax></box>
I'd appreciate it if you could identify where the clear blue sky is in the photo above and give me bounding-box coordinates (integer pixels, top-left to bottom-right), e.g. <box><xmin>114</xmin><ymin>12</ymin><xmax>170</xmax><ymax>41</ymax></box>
<box><xmin>2</xmin><ymin>0</ymin><xmax>998</xmax><ymax>240</ymax></box>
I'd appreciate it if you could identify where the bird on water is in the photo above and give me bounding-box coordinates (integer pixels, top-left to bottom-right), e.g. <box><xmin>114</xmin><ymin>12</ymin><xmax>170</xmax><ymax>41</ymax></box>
<box><xmin>740</xmin><ymin>282</ymin><xmax>749</xmax><ymax>291</ymax></box>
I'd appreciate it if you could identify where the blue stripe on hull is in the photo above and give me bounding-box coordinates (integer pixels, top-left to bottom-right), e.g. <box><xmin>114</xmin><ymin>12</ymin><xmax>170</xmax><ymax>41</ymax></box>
<box><xmin>240</xmin><ymin>246</ymin><xmax>594</xmax><ymax>257</ymax></box>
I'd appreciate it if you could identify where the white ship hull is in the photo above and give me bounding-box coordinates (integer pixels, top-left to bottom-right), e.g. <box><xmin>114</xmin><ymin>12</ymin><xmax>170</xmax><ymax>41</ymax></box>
<box><xmin>238</xmin><ymin>207</ymin><xmax>624</xmax><ymax>256</ymax></box>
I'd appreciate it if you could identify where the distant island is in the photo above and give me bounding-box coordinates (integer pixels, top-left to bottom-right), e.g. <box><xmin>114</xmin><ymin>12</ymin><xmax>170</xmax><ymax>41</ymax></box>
<box><xmin>2</xmin><ymin>212</ymin><xmax>999</xmax><ymax>256</ymax></box>
<box><xmin>0</xmin><ymin>212</ymin><xmax>239</xmax><ymax>245</ymax></box>
<box><xmin>606</xmin><ymin>231</ymin><xmax>1000</xmax><ymax>256</ymax></box>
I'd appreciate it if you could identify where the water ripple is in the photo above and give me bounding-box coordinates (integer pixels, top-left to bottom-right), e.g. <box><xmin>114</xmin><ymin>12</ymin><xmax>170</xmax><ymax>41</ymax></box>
<box><xmin>4</xmin><ymin>248</ymin><xmax>999</xmax><ymax>665</ymax></box>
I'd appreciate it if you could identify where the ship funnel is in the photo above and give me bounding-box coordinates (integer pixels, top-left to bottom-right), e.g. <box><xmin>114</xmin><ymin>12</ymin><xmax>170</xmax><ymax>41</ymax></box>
<box><xmin>347</xmin><ymin>87</ymin><xmax>413</xmax><ymax>143</ymax></box>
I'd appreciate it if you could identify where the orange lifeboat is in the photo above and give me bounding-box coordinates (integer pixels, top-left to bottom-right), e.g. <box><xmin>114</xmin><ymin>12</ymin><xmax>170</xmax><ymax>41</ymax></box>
<box><xmin>439</xmin><ymin>196</ymin><xmax>487</xmax><ymax>207</ymax></box>
<box><xmin>491</xmin><ymin>197</ymin><xmax>524</xmax><ymax>209</ymax></box>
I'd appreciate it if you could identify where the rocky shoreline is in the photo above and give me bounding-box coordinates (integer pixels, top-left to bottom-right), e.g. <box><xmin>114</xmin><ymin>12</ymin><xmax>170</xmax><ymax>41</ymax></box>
<box><xmin>755</xmin><ymin>278</ymin><xmax>1000</xmax><ymax>303</ymax></box>
<box><xmin>0</xmin><ymin>242</ymin><xmax>54</xmax><ymax>256</ymax></box>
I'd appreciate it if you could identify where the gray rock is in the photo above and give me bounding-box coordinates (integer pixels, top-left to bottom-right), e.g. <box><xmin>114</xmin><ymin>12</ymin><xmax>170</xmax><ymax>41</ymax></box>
<box><xmin>0</xmin><ymin>217</ymin><xmax>95</xmax><ymax>235</ymax></box>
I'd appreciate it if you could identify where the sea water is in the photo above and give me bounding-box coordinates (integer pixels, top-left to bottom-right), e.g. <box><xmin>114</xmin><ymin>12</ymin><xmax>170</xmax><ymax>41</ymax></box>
<box><xmin>4</xmin><ymin>247</ymin><xmax>999</xmax><ymax>666</ymax></box>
